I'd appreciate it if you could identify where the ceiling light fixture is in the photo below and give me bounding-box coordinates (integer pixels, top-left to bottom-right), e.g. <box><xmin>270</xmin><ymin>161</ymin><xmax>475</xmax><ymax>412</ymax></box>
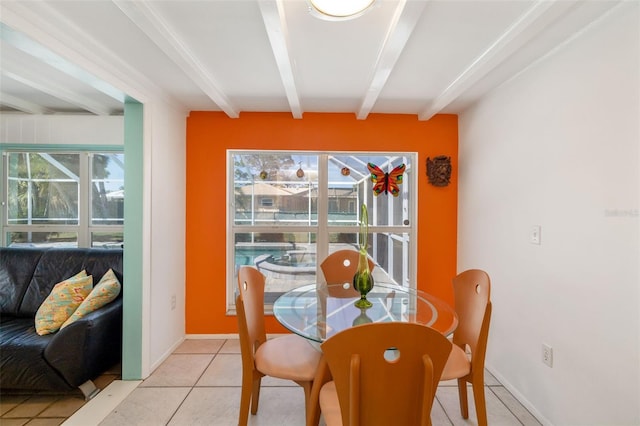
<box><xmin>309</xmin><ymin>0</ymin><xmax>376</xmax><ymax>20</ymax></box>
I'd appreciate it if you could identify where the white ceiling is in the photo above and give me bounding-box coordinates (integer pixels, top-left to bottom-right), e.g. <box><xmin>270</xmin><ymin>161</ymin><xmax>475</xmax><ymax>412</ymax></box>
<box><xmin>0</xmin><ymin>0</ymin><xmax>622</xmax><ymax>119</ymax></box>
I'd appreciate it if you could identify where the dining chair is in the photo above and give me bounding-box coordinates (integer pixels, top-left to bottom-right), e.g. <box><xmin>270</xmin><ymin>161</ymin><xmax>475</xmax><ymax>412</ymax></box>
<box><xmin>315</xmin><ymin>322</ymin><xmax>452</xmax><ymax>426</ymax></box>
<box><xmin>320</xmin><ymin>249</ymin><xmax>375</xmax><ymax>297</ymax></box>
<box><xmin>440</xmin><ymin>269</ymin><xmax>492</xmax><ymax>426</ymax></box>
<box><xmin>236</xmin><ymin>266</ymin><xmax>322</xmax><ymax>426</ymax></box>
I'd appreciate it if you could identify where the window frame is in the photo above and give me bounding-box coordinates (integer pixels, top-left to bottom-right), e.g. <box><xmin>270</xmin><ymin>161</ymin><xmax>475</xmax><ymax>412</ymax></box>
<box><xmin>1</xmin><ymin>146</ymin><xmax>124</xmax><ymax>248</ymax></box>
<box><xmin>226</xmin><ymin>149</ymin><xmax>418</xmax><ymax>314</ymax></box>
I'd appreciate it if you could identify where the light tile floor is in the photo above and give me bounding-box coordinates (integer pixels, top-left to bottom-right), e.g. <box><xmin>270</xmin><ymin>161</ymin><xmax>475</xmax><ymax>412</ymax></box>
<box><xmin>1</xmin><ymin>338</ymin><xmax>541</xmax><ymax>425</ymax></box>
<box><xmin>94</xmin><ymin>338</ymin><xmax>541</xmax><ymax>426</ymax></box>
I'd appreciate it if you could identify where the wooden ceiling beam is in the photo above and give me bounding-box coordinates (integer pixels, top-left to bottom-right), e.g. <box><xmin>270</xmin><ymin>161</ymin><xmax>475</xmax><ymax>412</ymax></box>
<box><xmin>2</xmin><ymin>65</ymin><xmax>112</xmax><ymax>115</ymax></box>
<box><xmin>0</xmin><ymin>0</ymin><xmax>184</xmax><ymax>111</ymax></box>
<box><xmin>0</xmin><ymin>91</ymin><xmax>53</xmax><ymax>114</ymax></box>
<box><xmin>258</xmin><ymin>0</ymin><xmax>302</xmax><ymax>119</ymax></box>
<box><xmin>113</xmin><ymin>0</ymin><xmax>239</xmax><ymax>118</ymax></box>
<box><xmin>1</xmin><ymin>23</ymin><xmax>125</xmax><ymax>104</ymax></box>
<box><xmin>418</xmin><ymin>0</ymin><xmax>578</xmax><ymax>121</ymax></box>
<box><xmin>357</xmin><ymin>0</ymin><xmax>426</xmax><ymax>120</ymax></box>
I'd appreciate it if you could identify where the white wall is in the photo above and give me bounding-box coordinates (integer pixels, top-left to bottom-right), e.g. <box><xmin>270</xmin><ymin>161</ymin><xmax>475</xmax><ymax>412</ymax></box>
<box><xmin>458</xmin><ymin>3</ymin><xmax>639</xmax><ymax>425</ymax></box>
<box><xmin>146</xmin><ymin>102</ymin><xmax>187</xmax><ymax>371</ymax></box>
<box><xmin>0</xmin><ymin>114</ymin><xmax>123</xmax><ymax>145</ymax></box>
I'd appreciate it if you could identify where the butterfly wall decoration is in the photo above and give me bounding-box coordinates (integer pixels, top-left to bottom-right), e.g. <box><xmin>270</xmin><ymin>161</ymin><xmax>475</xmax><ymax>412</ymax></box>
<box><xmin>367</xmin><ymin>163</ymin><xmax>406</xmax><ymax>197</ymax></box>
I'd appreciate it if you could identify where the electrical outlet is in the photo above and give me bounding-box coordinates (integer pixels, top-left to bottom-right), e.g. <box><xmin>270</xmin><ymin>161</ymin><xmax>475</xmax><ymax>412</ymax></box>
<box><xmin>171</xmin><ymin>295</ymin><xmax>176</xmax><ymax>310</ymax></box>
<box><xmin>542</xmin><ymin>344</ymin><xmax>553</xmax><ymax>367</ymax></box>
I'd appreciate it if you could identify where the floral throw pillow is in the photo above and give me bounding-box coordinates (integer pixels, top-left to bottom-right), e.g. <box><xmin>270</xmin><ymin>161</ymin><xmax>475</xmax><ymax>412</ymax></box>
<box><xmin>61</xmin><ymin>269</ymin><xmax>121</xmax><ymax>329</ymax></box>
<box><xmin>35</xmin><ymin>271</ymin><xmax>93</xmax><ymax>335</ymax></box>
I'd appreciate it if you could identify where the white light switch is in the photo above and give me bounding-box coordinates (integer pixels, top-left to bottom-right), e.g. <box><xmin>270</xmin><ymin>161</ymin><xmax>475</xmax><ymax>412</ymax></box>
<box><xmin>530</xmin><ymin>225</ymin><xmax>541</xmax><ymax>245</ymax></box>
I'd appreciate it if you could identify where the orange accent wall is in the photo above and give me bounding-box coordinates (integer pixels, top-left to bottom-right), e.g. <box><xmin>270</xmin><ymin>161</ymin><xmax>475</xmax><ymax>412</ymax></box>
<box><xmin>186</xmin><ymin>112</ymin><xmax>458</xmax><ymax>334</ymax></box>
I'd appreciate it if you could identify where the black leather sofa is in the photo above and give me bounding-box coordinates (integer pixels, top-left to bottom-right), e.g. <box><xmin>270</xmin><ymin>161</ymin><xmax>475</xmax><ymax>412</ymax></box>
<box><xmin>0</xmin><ymin>247</ymin><xmax>123</xmax><ymax>398</ymax></box>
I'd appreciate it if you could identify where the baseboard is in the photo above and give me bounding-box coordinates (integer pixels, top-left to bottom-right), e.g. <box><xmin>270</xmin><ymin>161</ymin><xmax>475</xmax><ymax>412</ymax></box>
<box><xmin>146</xmin><ymin>333</ymin><xmax>287</xmax><ymax>374</ymax></box>
<box><xmin>148</xmin><ymin>336</ymin><xmax>186</xmax><ymax>373</ymax></box>
<box><xmin>185</xmin><ymin>333</ymin><xmax>239</xmax><ymax>339</ymax></box>
<box><xmin>485</xmin><ymin>363</ymin><xmax>552</xmax><ymax>426</ymax></box>
<box><xmin>185</xmin><ymin>333</ymin><xmax>287</xmax><ymax>339</ymax></box>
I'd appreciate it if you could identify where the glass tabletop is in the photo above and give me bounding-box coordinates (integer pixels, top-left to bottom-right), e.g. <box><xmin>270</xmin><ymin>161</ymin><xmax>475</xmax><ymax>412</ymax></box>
<box><xmin>273</xmin><ymin>282</ymin><xmax>458</xmax><ymax>343</ymax></box>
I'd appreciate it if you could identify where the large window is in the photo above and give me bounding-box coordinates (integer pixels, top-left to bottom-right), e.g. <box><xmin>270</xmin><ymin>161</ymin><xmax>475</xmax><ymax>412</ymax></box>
<box><xmin>228</xmin><ymin>150</ymin><xmax>417</xmax><ymax>311</ymax></box>
<box><xmin>1</xmin><ymin>150</ymin><xmax>124</xmax><ymax>248</ymax></box>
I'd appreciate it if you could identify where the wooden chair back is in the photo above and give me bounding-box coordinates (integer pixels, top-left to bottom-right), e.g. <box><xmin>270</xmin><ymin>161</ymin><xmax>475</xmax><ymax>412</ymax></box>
<box><xmin>452</xmin><ymin>269</ymin><xmax>491</xmax><ymax>372</ymax></box>
<box><xmin>320</xmin><ymin>249</ymin><xmax>375</xmax><ymax>297</ymax></box>
<box><xmin>320</xmin><ymin>322</ymin><xmax>452</xmax><ymax>426</ymax></box>
<box><xmin>237</xmin><ymin>266</ymin><xmax>267</xmax><ymax>362</ymax></box>
<box><xmin>236</xmin><ymin>266</ymin><xmax>321</xmax><ymax>425</ymax></box>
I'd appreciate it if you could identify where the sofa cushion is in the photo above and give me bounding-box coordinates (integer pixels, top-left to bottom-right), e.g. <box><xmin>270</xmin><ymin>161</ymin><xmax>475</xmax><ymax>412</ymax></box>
<box><xmin>0</xmin><ymin>248</ymin><xmax>44</xmax><ymax>316</ymax></box>
<box><xmin>0</xmin><ymin>317</ymin><xmax>73</xmax><ymax>390</ymax></box>
<box><xmin>34</xmin><ymin>273</ymin><xmax>93</xmax><ymax>335</ymax></box>
<box><xmin>17</xmin><ymin>248</ymin><xmax>123</xmax><ymax>317</ymax></box>
<box><xmin>82</xmin><ymin>250</ymin><xmax>124</xmax><ymax>284</ymax></box>
<box><xmin>61</xmin><ymin>269</ymin><xmax>121</xmax><ymax>329</ymax></box>
<box><xmin>18</xmin><ymin>249</ymin><xmax>91</xmax><ymax>317</ymax></box>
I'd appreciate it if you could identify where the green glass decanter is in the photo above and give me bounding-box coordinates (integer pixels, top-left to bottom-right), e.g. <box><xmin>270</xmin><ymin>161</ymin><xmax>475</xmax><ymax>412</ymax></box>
<box><xmin>353</xmin><ymin>204</ymin><xmax>374</xmax><ymax>308</ymax></box>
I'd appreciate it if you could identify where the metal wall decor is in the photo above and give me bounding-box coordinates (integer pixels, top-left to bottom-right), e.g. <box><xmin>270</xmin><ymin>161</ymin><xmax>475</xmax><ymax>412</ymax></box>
<box><xmin>367</xmin><ymin>163</ymin><xmax>405</xmax><ymax>197</ymax></box>
<box><xmin>426</xmin><ymin>156</ymin><xmax>452</xmax><ymax>187</ymax></box>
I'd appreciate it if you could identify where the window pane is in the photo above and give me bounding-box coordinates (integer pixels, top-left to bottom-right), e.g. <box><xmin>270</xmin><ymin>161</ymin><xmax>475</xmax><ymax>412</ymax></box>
<box><xmin>365</xmin><ymin>156</ymin><xmax>410</xmax><ymax>227</ymax></box>
<box><xmin>327</xmin><ymin>155</ymin><xmax>366</xmax><ymax>226</ymax></box>
<box><xmin>7</xmin><ymin>153</ymin><xmax>79</xmax><ymax>225</ymax></box>
<box><xmin>390</xmin><ymin>233</ymin><xmax>408</xmax><ymax>285</ymax></box>
<box><xmin>6</xmin><ymin>231</ymin><xmax>78</xmax><ymax>247</ymax></box>
<box><xmin>328</xmin><ymin>232</ymin><xmax>406</xmax><ymax>286</ymax></box>
<box><xmin>235</xmin><ymin>232</ymin><xmax>317</xmax><ymax>300</ymax></box>
<box><xmin>91</xmin><ymin>231</ymin><xmax>124</xmax><ymax>248</ymax></box>
<box><xmin>373</xmin><ymin>232</ymin><xmax>410</xmax><ymax>285</ymax></box>
<box><xmin>233</xmin><ymin>153</ymin><xmax>318</xmax><ymax>226</ymax></box>
<box><xmin>7</xmin><ymin>178</ymin><xmax>25</xmax><ymax>224</ymax></box>
<box><xmin>92</xmin><ymin>153</ymin><xmax>124</xmax><ymax>225</ymax></box>
<box><xmin>327</xmin><ymin>155</ymin><xmax>410</xmax><ymax>227</ymax></box>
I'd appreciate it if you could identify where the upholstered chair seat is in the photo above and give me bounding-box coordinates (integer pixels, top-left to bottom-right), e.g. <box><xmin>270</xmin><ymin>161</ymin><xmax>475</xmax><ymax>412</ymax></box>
<box><xmin>255</xmin><ymin>334</ymin><xmax>320</xmax><ymax>381</ymax></box>
<box><xmin>441</xmin><ymin>345</ymin><xmax>472</xmax><ymax>380</ymax></box>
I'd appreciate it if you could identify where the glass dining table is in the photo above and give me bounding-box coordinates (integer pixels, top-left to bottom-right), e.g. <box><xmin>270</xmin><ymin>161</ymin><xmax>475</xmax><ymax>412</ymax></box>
<box><xmin>272</xmin><ymin>282</ymin><xmax>458</xmax><ymax>344</ymax></box>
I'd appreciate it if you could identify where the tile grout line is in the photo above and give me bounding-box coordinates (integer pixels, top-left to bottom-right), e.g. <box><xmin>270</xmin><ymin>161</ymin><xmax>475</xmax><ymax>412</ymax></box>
<box><xmin>434</xmin><ymin>394</ymin><xmax>455</xmax><ymax>425</ymax></box>
<box><xmin>163</xmin><ymin>339</ymin><xmax>228</xmax><ymax>426</ymax></box>
<box><xmin>488</xmin><ymin>385</ymin><xmax>528</xmax><ymax>426</ymax></box>
<box><xmin>164</xmin><ymin>386</ymin><xmax>195</xmax><ymax>426</ymax></box>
